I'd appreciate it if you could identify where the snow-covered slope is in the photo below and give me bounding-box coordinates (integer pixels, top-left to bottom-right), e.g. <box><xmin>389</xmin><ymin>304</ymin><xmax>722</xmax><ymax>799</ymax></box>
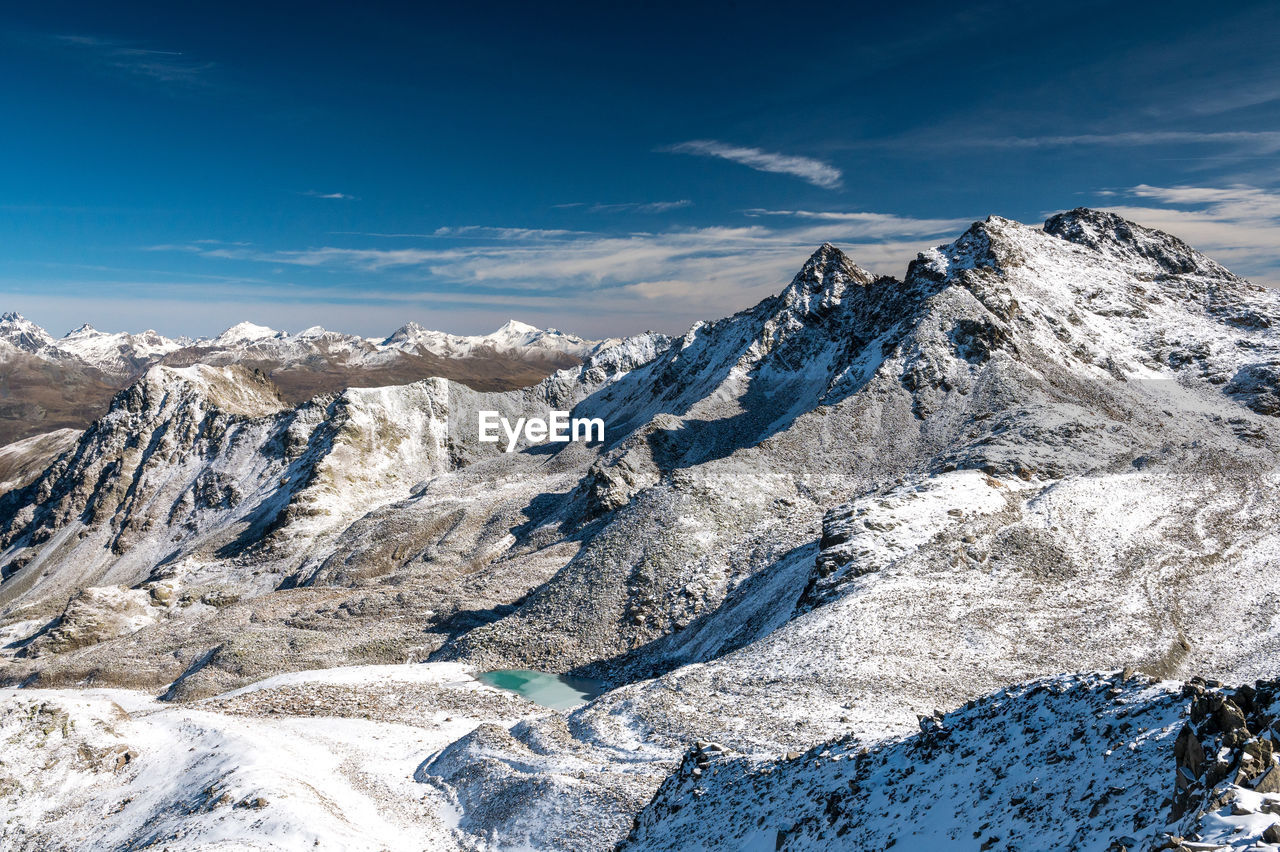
<box><xmin>0</xmin><ymin>663</ymin><xmax>543</xmax><ymax>851</ymax></box>
<box><xmin>0</xmin><ymin>428</ymin><xmax>82</xmax><ymax>495</ymax></box>
<box><xmin>623</xmin><ymin>671</ymin><xmax>1280</xmax><ymax>851</ymax></box>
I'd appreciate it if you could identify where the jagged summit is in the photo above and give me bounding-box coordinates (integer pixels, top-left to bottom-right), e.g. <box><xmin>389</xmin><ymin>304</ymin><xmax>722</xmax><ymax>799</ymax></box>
<box><xmin>381</xmin><ymin>321</ymin><xmax>427</xmax><ymax>345</ymax></box>
<box><xmin>757</xmin><ymin>242</ymin><xmax>881</xmax><ymax>330</ymax></box>
<box><xmin>0</xmin><ymin>311</ymin><xmax>54</xmax><ymax>350</ymax></box>
<box><xmin>918</xmin><ymin>207</ymin><xmax>1242</xmax><ymax>297</ymax></box>
<box><xmin>1044</xmin><ymin>206</ymin><xmax>1236</xmax><ymax>281</ymax></box>
<box><xmin>788</xmin><ymin>242</ymin><xmax>876</xmax><ymax>291</ymax></box>
<box><xmin>137</xmin><ymin>363</ymin><xmax>290</xmax><ymax>419</ymax></box>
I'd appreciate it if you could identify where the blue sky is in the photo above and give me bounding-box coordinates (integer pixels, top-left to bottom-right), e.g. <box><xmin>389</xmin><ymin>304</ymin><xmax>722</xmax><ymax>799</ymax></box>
<box><xmin>2</xmin><ymin>0</ymin><xmax>1278</xmax><ymax>339</ymax></box>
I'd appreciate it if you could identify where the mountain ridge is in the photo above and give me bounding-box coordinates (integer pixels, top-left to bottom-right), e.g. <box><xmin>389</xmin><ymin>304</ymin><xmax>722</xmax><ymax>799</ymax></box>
<box><xmin>0</xmin><ymin>313</ymin><xmax>605</xmax><ymax>448</ymax></box>
<box><xmin>1</xmin><ymin>208</ymin><xmax>1279</xmax><ymax>850</ymax></box>
<box><xmin>0</xmin><ymin>313</ymin><xmax>602</xmax><ymax>378</ymax></box>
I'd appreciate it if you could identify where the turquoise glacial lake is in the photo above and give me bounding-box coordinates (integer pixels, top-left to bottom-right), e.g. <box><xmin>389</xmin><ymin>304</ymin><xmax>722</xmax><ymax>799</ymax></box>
<box><xmin>476</xmin><ymin>669</ymin><xmax>606</xmax><ymax>710</ymax></box>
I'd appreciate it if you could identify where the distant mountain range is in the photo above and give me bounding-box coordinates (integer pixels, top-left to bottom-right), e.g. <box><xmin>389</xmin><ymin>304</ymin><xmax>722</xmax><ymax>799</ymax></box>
<box><xmin>2</xmin><ymin>210</ymin><xmax>1279</xmax><ymax>850</ymax></box>
<box><xmin>0</xmin><ymin>313</ymin><xmax>602</xmax><ymax>445</ymax></box>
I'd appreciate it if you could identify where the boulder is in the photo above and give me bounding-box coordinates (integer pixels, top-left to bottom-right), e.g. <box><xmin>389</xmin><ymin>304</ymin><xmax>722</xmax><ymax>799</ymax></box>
<box><xmin>1173</xmin><ymin>725</ymin><xmax>1205</xmax><ymax>792</ymax></box>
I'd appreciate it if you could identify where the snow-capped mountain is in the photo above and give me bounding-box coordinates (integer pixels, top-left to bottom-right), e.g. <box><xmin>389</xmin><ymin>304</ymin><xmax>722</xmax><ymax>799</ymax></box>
<box><xmin>56</xmin><ymin>324</ymin><xmax>189</xmax><ymax>377</ymax></box>
<box><xmin>0</xmin><ymin>311</ymin><xmax>55</xmax><ymax>352</ymax></box>
<box><xmin>208</xmin><ymin>321</ymin><xmax>289</xmax><ymax>348</ymax></box>
<box><xmin>0</xmin><ymin>315</ymin><xmax>603</xmax><ymax>447</ymax></box>
<box><xmin>380</xmin><ymin>318</ymin><xmax>596</xmax><ymax>360</ymax></box>
<box><xmin>0</xmin><ymin>314</ymin><xmax>599</xmax><ymax>379</ymax></box>
<box><xmin>2</xmin><ymin>209</ymin><xmax>1279</xmax><ymax>850</ymax></box>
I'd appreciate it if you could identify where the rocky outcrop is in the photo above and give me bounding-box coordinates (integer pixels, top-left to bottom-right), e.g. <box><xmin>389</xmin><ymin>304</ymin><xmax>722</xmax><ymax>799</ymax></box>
<box><xmin>1226</xmin><ymin>362</ymin><xmax>1280</xmax><ymax>415</ymax></box>
<box><xmin>1172</xmin><ymin>678</ymin><xmax>1280</xmax><ymax>819</ymax></box>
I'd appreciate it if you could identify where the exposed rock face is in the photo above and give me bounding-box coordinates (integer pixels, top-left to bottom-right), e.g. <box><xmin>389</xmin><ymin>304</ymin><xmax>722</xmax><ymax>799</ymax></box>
<box><xmin>1175</xmin><ymin>678</ymin><xmax>1280</xmax><ymax>808</ymax></box>
<box><xmin>1226</xmin><ymin>362</ymin><xmax>1280</xmax><ymax>415</ymax></box>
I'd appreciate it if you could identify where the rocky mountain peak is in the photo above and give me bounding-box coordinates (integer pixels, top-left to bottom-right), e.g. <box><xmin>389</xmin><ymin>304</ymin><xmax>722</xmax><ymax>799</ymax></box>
<box><xmin>383</xmin><ymin>321</ymin><xmax>427</xmax><ymax>345</ymax></box>
<box><xmin>0</xmin><ymin>312</ymin><xmax>53</xmax><ymax>351</ymax></box>
<box><xmin>777</xmin><ymin>243</ymin><xmax>877</xmax><ymax>315</ymax></box>
<box><xmin>1043</xmin><ymin>206</ymin><xmax>1234</xmax><ymax>280</ymax></box>
<box><xmin>799</xmin><ymin>242</ymin><xmax>874</xmax><ymax>285</ymax></box>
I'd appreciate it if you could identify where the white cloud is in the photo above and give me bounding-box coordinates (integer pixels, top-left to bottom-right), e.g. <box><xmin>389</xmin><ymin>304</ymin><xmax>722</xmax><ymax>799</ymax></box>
<box><xmin>303</xmin><ymin>191</ymin><xmax>356</xmax><ymax>200</ymax></box>
<box><xmin>200</xmin><ymin>244</ymin><xmax>458</xmax><ymax>270</ymax></box>
<box><xmin>663</xmin><ymin>140</ymin><xmax>843</xmax><ymax>189</ymax></box>
<box><xmin>595</xmin><ymin>200</ymin><xmax>691</xmax><ymax>213</ymax></box>
<box><xmin>33</xmin><ymin>187</ymin><xmax>1280</xmax><ymax>338</ymax></box>
<box><xmin>743</xmin><ymin>209</ymin><xmax>973</xmax><ymax>237</ymax></box>
<box><xmin>430</xmin><ymin>226</ymin><xmax>584</xmax><ymax>240</ymax></box>
<box><xmin>142</xmin><ymin>207</ymin><xmax>971</xmax><ymax>334</ymax></box>
<box><xmin>956</xmin><ymin>131</ymin><xmax>1280</xmax><ymax>154</ymax></box>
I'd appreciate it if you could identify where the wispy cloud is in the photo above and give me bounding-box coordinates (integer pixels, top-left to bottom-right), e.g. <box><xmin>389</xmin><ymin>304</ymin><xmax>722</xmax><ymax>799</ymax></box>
<box><xmin>144</xmin><ymin>207</ymin><xmax>969</xmax><ymax>331</ymax></box>
<box><xmin>663</xmin><ymin>140</ymin><xmax>843</xmax><ymax>189</ymax></box>
<box><xmin>1085</xmin><ymin>183</ymin><xmax>1280</xmax><ymax>282</ymax></box>
<box><xmin>429</xmin><ymin>226</ymin><xmax>584</xmax><ymax>240</ymax></box>
<box><xmin>743</xmin><ymin>209</ymin><xmax>973</xmax><ymax>237</ymax></box>
<box><xmin>952</xmin><ymin>131</ymin><xmax>1280</xmax><ymax>155</ymax></box>
<box><xmin>53</xmin><ymin>34</ymin><xmax>214</xmax><ymax>88</ymax></box>
<box><xmin>1128</xmin><ymin>184</ymin><xmax>1280</xmax><ymax>217</ymax></box>
<box><xmin>553</xmin><ymin>200</ymin><xmax>693</xmax><ymax>214</ymax></box>
<box><xmin>302</xmin><ymin>190</ymin><xmax>356</xmax><ymax>200</ymax></box>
